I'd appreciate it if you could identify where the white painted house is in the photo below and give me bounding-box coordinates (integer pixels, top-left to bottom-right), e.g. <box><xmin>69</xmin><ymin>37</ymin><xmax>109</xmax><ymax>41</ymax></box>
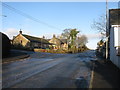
<box><xmin>109</xmin><ymin>25</ymin><xmax>120</xmax><ymax>68</ymax></box>
<box><xmin>108</xmin><ymin>9</ymin><xmax>120</xmax><ymax>69</ymax></box>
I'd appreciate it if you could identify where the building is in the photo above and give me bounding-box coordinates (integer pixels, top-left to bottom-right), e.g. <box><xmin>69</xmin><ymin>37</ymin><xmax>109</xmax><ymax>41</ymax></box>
<box><xmin>60</xmin><ymin>39</ymin><xmax>68</xmax><ymax>50</ymax></box>
<box><xmin>12</xmin><ymin>30</ymin><xmax>51</xmax><ymax>49</ymax></box>
<box><xmin>49</xmin><ymin>34</ymin><xmax>68</xmax><ymax>50</ymax></box>
<box><xmin>107</xmin><ymin>9</ymin><xmax>120</xmax><ymax>68</ymax></box>
<box><xmin>1</xmin><ymin>32</ymin><xmax>11</xmax><ymax>58</ymax></box>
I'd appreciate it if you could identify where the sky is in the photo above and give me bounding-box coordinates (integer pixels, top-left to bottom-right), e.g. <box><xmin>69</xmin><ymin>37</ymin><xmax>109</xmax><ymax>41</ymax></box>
<box><xmin>1</xmin><ymin>1</ymin><xmax>119</xmax><ymax>49</ymax></box>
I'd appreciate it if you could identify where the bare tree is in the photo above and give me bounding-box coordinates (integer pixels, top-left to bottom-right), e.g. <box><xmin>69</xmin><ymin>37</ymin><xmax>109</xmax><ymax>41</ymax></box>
<box><xmin>76</xmin><ymin>35</ymin><xmax>88</xmax><ymax>47</ymax></box>
<box><xmin>61</xmin><ymin>29</ymin><xmax>70</xmax><ymax>39</ymax></box>
<box><xmin>91</xmin><ymin>14</ymin><xmax>106</xmax><ymax>38</ymax></box>
<box><xmin>61</xmin><ymin>29</ymin><xmax>80</xmax><ymax>47</ymax></box>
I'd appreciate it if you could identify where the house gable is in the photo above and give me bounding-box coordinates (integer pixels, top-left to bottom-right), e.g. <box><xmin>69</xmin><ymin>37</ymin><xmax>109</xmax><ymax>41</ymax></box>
<box><xmin>13</xmin><ymin>34</ymin><xmax>30</xmax><ymax>47</ymax></box>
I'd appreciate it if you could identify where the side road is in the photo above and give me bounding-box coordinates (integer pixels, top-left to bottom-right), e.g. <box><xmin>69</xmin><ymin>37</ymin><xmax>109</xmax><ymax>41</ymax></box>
<box><xmin>90</xmin><ymin>59</ymin><xmax>120</xmax><ymax>88</ymax></box>
<box><xmin>2</xmin><ymin>49</ymin><xmax>66</xmax><ymax>64</ymax></box>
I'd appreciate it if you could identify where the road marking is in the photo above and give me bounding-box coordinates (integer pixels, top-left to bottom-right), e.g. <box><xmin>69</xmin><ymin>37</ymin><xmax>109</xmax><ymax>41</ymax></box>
<box><xmin>89</xmin><ymin>62</ymin><xmax>95</xmax><ymax>89</ymax></box>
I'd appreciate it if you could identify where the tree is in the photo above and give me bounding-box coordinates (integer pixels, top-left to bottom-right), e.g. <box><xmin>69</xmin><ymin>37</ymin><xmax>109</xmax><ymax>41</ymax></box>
<box><xmin>69</xmin><ymin>29</ymin><xmax>79</xmax><ymax>47</ymax></box>
<box><xmin>76</xmin><ymin>35</ymin><xmax>88</xmax><ymax>47</ymax></box>
<box><xmin>61</xmin><ymin>28</ymin><xmax>79</xmax><ymax>48</ymax></box>
<box><xmin>61</xmin><ymin>29</ymin><xmax>71</xmax><ymax>47</ymax></box>
<box><xmin>61</xmin><ymin>29</ymin><xmax>70</xmax><ymax>39</ymax></box>
<box><xmin>97</xmin><ymin>39</ymin><xmax>104</xmax><ymax>47</ymax></box>
<box><xmin>91</xmin><ymin>14</ymin><xmax>106</xmax><ymax>39</ymax></box>
<box><xmin>61</xmin><ymin>28</ymin><xmax>88</xmax><ymax>53</ymax></box>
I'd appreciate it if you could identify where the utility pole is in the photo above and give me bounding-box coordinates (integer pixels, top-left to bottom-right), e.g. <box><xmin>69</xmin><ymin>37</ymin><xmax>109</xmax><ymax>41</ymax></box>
<box><xmin>106</xmin><ymin>0</ymin><xmax>109</xmax><ymax>60</ymax></box>
<box><xmin>41</xmin><ymin>38</ymin><xmax>42</xmax><ymax>49</ymax></box>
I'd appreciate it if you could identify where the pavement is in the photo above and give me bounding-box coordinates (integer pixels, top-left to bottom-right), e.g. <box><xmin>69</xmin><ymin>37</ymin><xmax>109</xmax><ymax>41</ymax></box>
<box><xmin>90</xmin><ymin>58</ymin><xmax>120</xmax><ymax>89</ymax></box>
<box><xmin>2</xmin><ymin>49</ymin><xmax>30</xmax><ymax>64</ymax></box>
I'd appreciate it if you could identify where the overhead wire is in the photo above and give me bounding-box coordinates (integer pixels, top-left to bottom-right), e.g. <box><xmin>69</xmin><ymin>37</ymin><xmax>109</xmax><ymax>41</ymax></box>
<box><xmin>2</xmin><ymin>2</ymin><xmax>61</xmax><ymax>31</ymax></box>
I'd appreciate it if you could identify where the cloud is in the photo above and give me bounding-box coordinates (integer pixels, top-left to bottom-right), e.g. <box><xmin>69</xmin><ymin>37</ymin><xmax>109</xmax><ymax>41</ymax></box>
<box><xmin>85</xmin><ymin>33</ymin><xmax>102</xmax><ymax>40</ymax></box>
<box><xmin>3</xmin><ymin>28</ymin><xmax>31</xmax><ymax>39</ymax></box>
<box><xmin>39</xmin><ymin>33</ymin><xmax>103</xmax><ymax>40</ymax></box>
<box><xmin>85</xmin><ymin>33</ymin><xmax>104</xmax><ymax>49</ymax></box>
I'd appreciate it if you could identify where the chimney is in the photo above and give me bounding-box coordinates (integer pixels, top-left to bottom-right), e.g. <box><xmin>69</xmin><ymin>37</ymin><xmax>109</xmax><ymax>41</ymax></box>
<box><xmin>13</xmin><ymin>36</ymin><xmax>15</xmax><ymax>39</ymax></box>
<box><xmin>43</xmin><ymin>36</ymin><xmax>45</xmax><ymax>39</ymax></box>
<box><xmin>53</xmin><ymin>34</ymin><xmax>56</xmax><ymax>38</ymax></box>
<box><xmin>19</xmin><ymin>29</ymin><xmax>22</xmax><ymax>34</ymax></box>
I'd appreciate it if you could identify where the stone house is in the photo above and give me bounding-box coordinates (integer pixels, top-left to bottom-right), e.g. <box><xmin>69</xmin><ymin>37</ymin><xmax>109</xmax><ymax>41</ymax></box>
<box><xmin>60</xmin><ymin>39</ymin><xmax>68</xmax><ymax>50</ymax></box>
<box><xmin>49</xmin><ymin>34</ymin><xmax>68</xmax><ymax>50</ymax></box>
<box><xmin>12</xmin><ymin>30</ymin><xmax>51</xmax><ymax>49</ymax></box>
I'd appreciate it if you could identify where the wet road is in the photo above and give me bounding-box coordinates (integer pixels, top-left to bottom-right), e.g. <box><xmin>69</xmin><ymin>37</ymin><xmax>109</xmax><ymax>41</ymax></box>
<box><xmin>2</xmin><ymin>50</ymin><xmax>96</xmax><ymax>88</ymax></box>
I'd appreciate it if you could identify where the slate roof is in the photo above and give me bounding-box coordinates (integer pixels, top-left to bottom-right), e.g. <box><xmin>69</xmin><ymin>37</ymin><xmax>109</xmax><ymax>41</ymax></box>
<box><xmin>60</xmin><ymin>39</ymin><xmax>67</xmax><ymax>44</ymax></box>
<box><xmin>49</xmin><ymin>37</ymin><xmax>62</xmax><ymax>45</ymax></box>
<box><xmin>48</xmin><ymin>38</ymin><xmax>67</xmax><ymax>45</ymax></box>
<box><xmin>22</xmin><ymin>34</ymin><xmax>51</xmax><ymax>44</ymax></box>
<box><xmin>109</xmin><ymin>9</ymin><xmax>120</xmax><ymax>26</ymax></box>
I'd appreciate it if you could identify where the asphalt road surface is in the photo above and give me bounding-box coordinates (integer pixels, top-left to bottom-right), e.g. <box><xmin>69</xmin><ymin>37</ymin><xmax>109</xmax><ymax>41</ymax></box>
<box><xmin>2</xmin><ymin>50</ymin><xmax>96</xmax><ymax>88</ymax></box>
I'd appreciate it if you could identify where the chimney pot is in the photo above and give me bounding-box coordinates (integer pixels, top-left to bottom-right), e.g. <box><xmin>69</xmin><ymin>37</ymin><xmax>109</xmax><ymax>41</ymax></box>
<box><xmin>19</xmin><ymin>29</ymin><xmax>22</xmax><ymax>34</ymax></box>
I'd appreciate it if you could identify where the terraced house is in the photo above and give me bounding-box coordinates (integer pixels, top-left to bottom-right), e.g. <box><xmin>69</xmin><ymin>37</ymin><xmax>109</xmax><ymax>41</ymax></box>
<box><xmin>12</xmin><ymin>30</ymin><xmax>51</xmax><ymax>49</ymax></box>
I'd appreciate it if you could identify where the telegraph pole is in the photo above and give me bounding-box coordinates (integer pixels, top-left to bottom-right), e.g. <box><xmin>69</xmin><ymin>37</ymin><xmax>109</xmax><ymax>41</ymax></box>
<box><xmin>106</xmin><ymin>0</ymin><xmax>109</xmax><ymax>60</ymax></box>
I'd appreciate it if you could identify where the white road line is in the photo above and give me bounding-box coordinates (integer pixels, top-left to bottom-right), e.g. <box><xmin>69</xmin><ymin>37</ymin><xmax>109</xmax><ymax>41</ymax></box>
<box><xmin>89</xmin><ymin>62</ymin><xmax>94</xmax><ymax>89</ymax></box>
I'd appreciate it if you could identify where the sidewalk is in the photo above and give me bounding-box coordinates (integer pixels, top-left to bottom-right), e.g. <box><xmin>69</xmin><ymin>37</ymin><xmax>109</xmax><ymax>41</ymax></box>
<box><xmin>91</xmin><ymin>59</ymin><xmax>120</xmax><ymax>88</ymax></box>
<box><xmin>2</xmin><ymin>50</ymin><xmax>30</xmax><ymax>64</ymax></box>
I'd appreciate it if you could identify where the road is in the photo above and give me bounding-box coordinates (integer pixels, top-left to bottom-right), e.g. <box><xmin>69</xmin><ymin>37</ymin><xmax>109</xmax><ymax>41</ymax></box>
<box><xmin>2</xmin><ymin>50</ymin><xmax>96</xmax><ymax>88</ymax></box>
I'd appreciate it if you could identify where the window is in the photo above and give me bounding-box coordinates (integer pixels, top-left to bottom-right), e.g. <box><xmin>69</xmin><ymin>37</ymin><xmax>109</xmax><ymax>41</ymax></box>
<box><xmin>116</xmin><ymin>47</ymin><xmax>120</xmax><ymax>56</ymax></box>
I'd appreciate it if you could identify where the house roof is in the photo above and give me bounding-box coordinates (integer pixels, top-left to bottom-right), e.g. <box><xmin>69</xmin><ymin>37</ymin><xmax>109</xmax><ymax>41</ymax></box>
<box><xmin>48</xmin><ymin>38</ymin><xmax>67</xmax><ymax>45</ymax></box>
<box><xmin>60</xmin><ymin>39</ymin><xmax>67</xmax><ymax>44</ymax></box>
<box><xmin>109</xmin><ymin>9</ymin><xmax>120</xmax><ymax>26</ymax></box>
<box><xmin>22</xmin><ymin>34</ymin><xmax>51</xmax><ymax>44</ymax></box>
<box><xmin>49</xmin><ymin>36</ymin><xmax>63</xmax><ymax>45</ymax></box>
